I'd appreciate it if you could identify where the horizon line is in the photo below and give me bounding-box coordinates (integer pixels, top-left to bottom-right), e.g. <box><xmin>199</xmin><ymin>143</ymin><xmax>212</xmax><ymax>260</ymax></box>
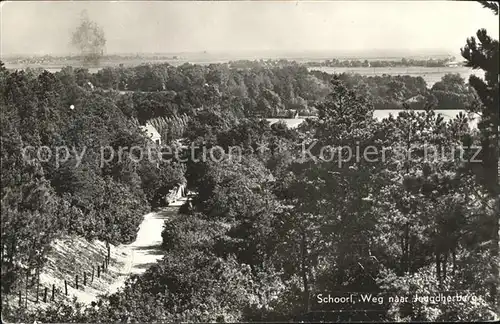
<box><xmin>1</xmin><ymin>48</ymin><xmax>457</xmax><ymax>59</ymax></box>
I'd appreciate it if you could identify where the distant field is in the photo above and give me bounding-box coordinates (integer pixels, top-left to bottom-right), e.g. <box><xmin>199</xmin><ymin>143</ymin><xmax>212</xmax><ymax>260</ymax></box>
<box><xmin>309</xmin><ymin>66</ymin><xmax>484</xmax><ymax>88</ymax></box>
<box><xmin>267</xmin><ymin>109</ymin><xmax>478</xmax><ymax>129</ymax></box>
<box><xmin>374</xmin><ymin>109</ymin><xmax>478</xmax><ymax>129</ymax></box>
<box><xmin>266</xmin><ymin>118</ymin><xmax>310</xmax><ymax>129</ymax></box>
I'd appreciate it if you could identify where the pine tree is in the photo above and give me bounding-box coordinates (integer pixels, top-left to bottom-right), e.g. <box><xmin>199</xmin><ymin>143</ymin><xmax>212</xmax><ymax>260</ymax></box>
<box><xmin>461</xmin><ymin>0</ymin><xmax>499</xmax><ymax>316</ymax></box>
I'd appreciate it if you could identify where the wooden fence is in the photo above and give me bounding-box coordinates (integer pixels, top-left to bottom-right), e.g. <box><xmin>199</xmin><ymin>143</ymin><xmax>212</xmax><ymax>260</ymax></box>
<box><xmin>16</xmin><ymin>245</ymin><xmax>112</xmax><ymax>308</ymax></box>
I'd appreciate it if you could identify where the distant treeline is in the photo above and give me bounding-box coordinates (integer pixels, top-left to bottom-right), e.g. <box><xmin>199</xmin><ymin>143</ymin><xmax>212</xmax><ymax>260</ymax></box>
<box><xmin>5</xmin><ymin>55</ymin><xmax>460</xmax><ymax>68</ymax></box>
<box><xmin>305</xmin><ymin>57</ymin><xmax>461</xmax><ymax>68</ymax></box>
<box><xmin>4</xmin><ymin>54</ymin><xmax>181</xmax><ymax>66</ymax></box>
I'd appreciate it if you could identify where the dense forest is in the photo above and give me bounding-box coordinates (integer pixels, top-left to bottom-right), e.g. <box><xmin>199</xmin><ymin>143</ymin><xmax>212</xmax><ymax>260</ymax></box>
<box><xmin>102</xmin><ymin>62</ymin><xmax>480</xmax><ymax>113</ymax></box>
<box><xmin>36</xmin><ymin>60</ymin><xmax>478</xmax><ymax>121</ymax></box>
<box><xmin>1</xmin><ymin>3</ymin><xmax>498</xmax><ymax>321</ymax></box>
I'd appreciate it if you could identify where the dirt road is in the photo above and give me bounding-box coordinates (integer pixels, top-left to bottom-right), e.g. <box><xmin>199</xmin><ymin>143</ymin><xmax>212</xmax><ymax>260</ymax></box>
<box><xmin>104</xmin><ymin>197</ymin><xmax>188</xmax><ymax>297</ymax></box>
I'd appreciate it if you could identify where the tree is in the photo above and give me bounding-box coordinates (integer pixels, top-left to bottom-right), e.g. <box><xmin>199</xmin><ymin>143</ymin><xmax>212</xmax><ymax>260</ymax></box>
<box><xmin>431</xmin><ymin>73</ymin><xmax>466</xmax><ymax>93</ymax></box>
<box><xmin>71</xmin><ymin>10</ymin><xmax>106</xmax><ymax>66</ymax></box>
<box><xmin>461</xmin><ymin>1</ymin><xmax>500</xmax><ymax>315</ymax></box>
<box><xmin>268</xmin><ymin>78</ymin><xmax>382</xmax><ymax>318</ymax></box>
<box><xmin>369</xmin><ymin>110</ymin><xmax>493</xmax><ymax>321</ymax></box>
<box><xmin>477</xmin><ymin>0</ymin><xmax>499</xmax><ymax>15</ymax></box>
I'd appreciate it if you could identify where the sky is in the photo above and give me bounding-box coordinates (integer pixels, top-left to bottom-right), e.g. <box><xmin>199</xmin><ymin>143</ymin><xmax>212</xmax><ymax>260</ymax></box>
<box><xmin>1</xmin><ymin>0</ymin><xmax>498</xmax><ymax>58</ymax></box>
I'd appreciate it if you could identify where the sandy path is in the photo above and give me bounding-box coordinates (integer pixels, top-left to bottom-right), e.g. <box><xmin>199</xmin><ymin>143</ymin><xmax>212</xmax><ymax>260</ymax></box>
<box><xmin>104</xmin><ymin>197</ymin><xmax>188</xmax><ymax>297</ymax></box>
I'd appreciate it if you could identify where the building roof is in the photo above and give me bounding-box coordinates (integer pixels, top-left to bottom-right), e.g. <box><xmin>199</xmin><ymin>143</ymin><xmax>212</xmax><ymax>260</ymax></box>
<box><xmin>139</xmin><ymin>123</ymin><xmax>161</xmax><ymax>140</ymax></box>
<box><xmin>265</xmin><ymin>118</ymin><xmax>307</xmax><ymax>129</ymax></box>
<box><xmin>405</xmin><ymin>94</ymin><xmax>426</xmax><ymax>103</ymax></box>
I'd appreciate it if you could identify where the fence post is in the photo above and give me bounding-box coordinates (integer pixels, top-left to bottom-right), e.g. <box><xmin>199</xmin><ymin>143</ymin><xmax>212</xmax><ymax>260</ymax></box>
<box><xmin>92</xmin><ymin>266</ymin><xmax>95</xmax><ymax>283</ymax></box>
<box><xmin>43</xmin><ymin>287</ymin><xmax>48</xmax><ymax>303</ymax></box>
<box><xmin>51</xmin><ymin>284</ymin><xmax>55</xmax><ymax>301</ymax></box>
<box><xmin>97</xmin><ymin>265</ymin><xmax>100</xmax><ymax>278</ymax></box>
<box><xmin>18</xmin><ymin>291</ymin><xmax>22</xmax><ymax>306</ymax></box>
<box><xmin>25</xmin><ymin>270</ymin><xmax>28</xmax><ymax>308</ymax></box>
<box><xmin>83</xmin><ymin>272</ymin><xmax>87</xmax><ymax>286</ymax></box>
<box><xmin>36</xmin><ymin>274</ymin><xmax>40</xmax><ymax>303</ymax></box>
<box><xmin>102</xmin><ymin>261</ymin><xmax>105</xmax><ymax>273</ymax></box>
<box><xmin>64</xmin><ymin>280</ymin><xmax>68</xmax><ymax>296</ymax></box>
<box><xmin>76</xmin><ymin>275</ymin><xmax>79</xmax><ymax>290</ymax></box>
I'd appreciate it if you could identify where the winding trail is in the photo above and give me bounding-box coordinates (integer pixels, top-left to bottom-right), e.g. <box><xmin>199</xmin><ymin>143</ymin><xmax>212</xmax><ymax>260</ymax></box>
<box><xmin>103</xmin><ymin>197</ymin><xmax>189</xmax><ymax>298</ymax></box>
